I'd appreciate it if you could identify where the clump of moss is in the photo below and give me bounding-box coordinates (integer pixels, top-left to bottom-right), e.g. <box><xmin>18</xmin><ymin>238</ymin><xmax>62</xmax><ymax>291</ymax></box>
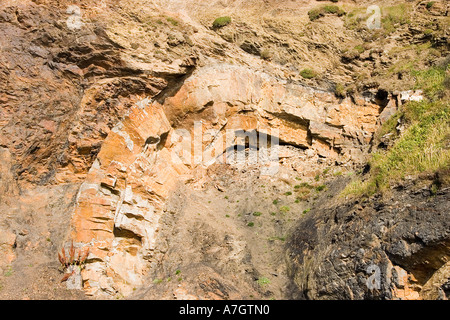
<box><xmin>334</xmin><ymin>83</ymin><xmax>347</xmax><ymax>98</ymax></box>
<box><xmin>279</xmin><ymin>206</ymin><xmax>290</xmax><ymax>213</ymax></box>
<box><xmin>324</xmin><ymin>5</ymin><xmax>343</xmax><ymax>14</ymax></box>
<box><xmin>423</xmin><ymin>29</ymin><xmax>433</xmax><ymax>36</ymax></box>
<box><xmin>256</xmin><ymin>277</ymin><xmax>270</xmax><ymax>287</ymax></box>
<box><xmin>354</xmin><ymin>44</ymin><xmax>365</xmax><ymax>54</ymax></box>
<box><xmin>308</xmin><ymin>8</ymin><xmax>322</xmax><ymax>21</ymax></box>
<box><xmin>166</xmin><ymin>17</ymin><xmax>179</xmax><ymax>26</ymax></box>
<box><xmin>212</xmin><ymin>16</ymin><xmax>231</xmax><ymax>28</ymax></box>
<box><xmin>300</xmin><ymin>68</ymin><xmax>316</xmax><ymax>79</ymax></box>
<box><xmin>315</xmin><ymin>185</ymin><xmax>327</xmax><ymax>192</ymax></box>
<box><xmin>308</xmin><ymin>5</ymin><xmax>345</xmax><ymax>21</ymax></box>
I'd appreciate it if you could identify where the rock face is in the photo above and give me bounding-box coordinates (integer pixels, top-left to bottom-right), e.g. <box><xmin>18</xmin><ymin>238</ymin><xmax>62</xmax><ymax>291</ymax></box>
<box><xmin>0</xmin><ymin>0</ymin><xmax>448</xmax><ymax>300</ymax></box>
<box><xmin>67</xmin><ymin>62</ymin><xmax>392</xmax><ymax>297</ymax></box>
<box><xmin>0</xmin><ymin>148</ymin><xmax>18</xmax><ymax>204</ymax></box>
<box><xmin>164</xmin><ymin>64</ymin><xmax>384</xmax><ymax>164</ymax></box>
<box><xmin>0</xmin><ymin>229</ymin><xmax>16</xmax><ymax>272</ymax></box>
<box><xmin>287</xmin><ymin>177</ymin><xmax>450</xmax><ymax>300</ymax></box>
<box><xmin>0</xmin><ymin>0</ymin><xmax>196</xmax><ymax>189</ymax></box>
<box><xmin>70</xmin><ymin>98</ymin><xmax>190</xmax><ymax>296</ymax></box>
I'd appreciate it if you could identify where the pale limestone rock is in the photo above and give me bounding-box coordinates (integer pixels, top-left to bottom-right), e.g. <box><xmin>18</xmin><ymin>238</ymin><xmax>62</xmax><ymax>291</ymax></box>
<box><xmin>400</xmin><ymin>90</ymin><xmax>424</xmax><ymax>102</ymax></box>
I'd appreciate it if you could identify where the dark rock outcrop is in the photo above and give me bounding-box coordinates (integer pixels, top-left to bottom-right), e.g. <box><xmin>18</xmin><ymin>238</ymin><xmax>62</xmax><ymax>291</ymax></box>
<box><xmin>287</xmin><ymin>177</ymin><xmax>450</xmax><ymax>300</ymax></box>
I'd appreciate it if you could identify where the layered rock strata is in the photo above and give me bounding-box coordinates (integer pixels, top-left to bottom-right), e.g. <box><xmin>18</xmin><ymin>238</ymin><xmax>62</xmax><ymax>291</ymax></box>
<box><xmin>68</xmin><ymin>64</ymin><xmax>393</xmax><ymax>297</ymax></box>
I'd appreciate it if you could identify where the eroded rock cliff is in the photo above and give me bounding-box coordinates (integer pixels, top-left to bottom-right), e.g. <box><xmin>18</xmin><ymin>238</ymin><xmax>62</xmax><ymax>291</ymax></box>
<box><xmin>0</xmin><ymin>0</ymin><xmax>448</xmax><ymax>300</ymax></box>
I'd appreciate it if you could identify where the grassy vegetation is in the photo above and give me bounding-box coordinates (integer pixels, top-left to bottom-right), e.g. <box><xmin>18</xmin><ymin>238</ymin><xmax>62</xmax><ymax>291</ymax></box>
<box><xmin>268</xmin><ymin>236</ymin><xmax>286</xmax><ymax>242</ymax></box>
<box><xmin>381</xmin><ymin>4</ymin><xmax>411</xmax><ymax>34</ymax></box>
<box><xmin>166</xmin><ymin>17</ymin><xmax>179</xmax><ymax>26</ymax></box>
<box><xmin>354</xmin><ymin>45</ymin><xmax>365</xmax><ymax>54</ymax></box>
<box><xmin>344</xmin><ymin>7</ymin><xmax>366</xmax><ymax>30</ymax></box>
<box><xmin>333</xmin><ymin>170</ymin><xmax>343</xmax><ymax>176</ymax></box>
<box><xmin>334</xmin><ymin>83</ymin><xmax>347</xmax><ymax>98</ymax></box>
<box><xmin>315</xmin><ymin>185</ymin><xmax>327</xmax><ymax>192</ymax></box>
<box><xmin>294</xmin><ymin>182</ymin><xmax>313</xmax><ymax>201</ymax></box>
<box><xmin>4</xmin><ymin>266</ymin><xmax>13</xmax><ymax>277</ymax></box>
<box><xmin>256</xmin><ymin>277</ymin><xmax>270</xmax><ymax>287</ymax></box>
<box><xmin>308</xmin><ymin>5</ymin><xmax>345</xmax><ymax>21</ymax></box>
<box><xmin>412</xmin><ymin>66</ymin><xmax>447</xmax><ymax>101</ymax></box>
<box><xmin>386</xmin><ymin>42</ymin><xmax>433</xmax><ymax>77</ymax></box>
<box><xmin>344</xmin><ymin>4</ymin><xmax>410</xmax><ymax>34</ymax></box>
<box><xmin>298</xmin><ymin>182</ymin><xmax>313</xmax><ymax>189</ymax></box>
<box><xmin>212</xmin><ymin>16</ymin><xmax>231</xmax><ymax>28</ymax></box>
<box><xmin>279</xmin><ymin>206</ymin><xmax>290</xmax><ymax>213</ymax></box>
<box><xmin>300</xmin><ymin>68</ymin><xmax>316</xmax><ymax>79</ymax></box>
<box><xmin>343</xmin><ymin>64</ymin><xmax>450</xmax><ymax>196</ymax></box>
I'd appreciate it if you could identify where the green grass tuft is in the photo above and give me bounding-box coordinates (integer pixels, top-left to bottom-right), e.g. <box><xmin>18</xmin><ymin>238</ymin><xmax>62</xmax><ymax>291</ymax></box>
<box><xmin>381</xmin><ymin>4</ymin><xmax>411</xmax><ymax>34</ymax></box>
<box><xmin>315</xmin><ymin>185</ymin><xmax>327</xmax><ymax>192</ymax></box>
<box><xmin>213</xmin><ymin>16</ymin><xmax>231</xmax><ymax>28</ymax></box>
<box><xmin>308</xmin><ymin>5</ymin><xmax>345</xmax><ymax>21</ymax></box>
<box><xmin>300</xmin><ymin>68</ymin><xmax>316</xmax><ymax>79</ymax></box>
<box><xmin>256</xmin><ymin>277</ymin><xmax>270</xmax><ymax>286</ymax></box>
<box><xmin>279</xmin><ymin>206</ymin><xmax>290</xmax><ymax>213</ymax></box>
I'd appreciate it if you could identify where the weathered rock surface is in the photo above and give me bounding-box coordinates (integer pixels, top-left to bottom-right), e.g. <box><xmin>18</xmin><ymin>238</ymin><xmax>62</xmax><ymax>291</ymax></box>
<box><xmin>67</xmin><ymin>62</ymin><xmax>393</xmax><ymax>296</ymax></box>
<box><xmin>287</xmin><ymin>177</ymin><xmax>450</xmax><ymax>300</ymax></box>
<box><xmin>0</xmin><ymin>0</ymin><xmax>448</xmax><ymax>300</ymax></box>
<box><xmin>0</xmin><ymin>229</ymin><xmax>16</xmax><ymax>272</ymax></box>
<box><xmin>70</xmin><ymin>98</ymin><xmax>191</xmax><ymax>296</ymax></box>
